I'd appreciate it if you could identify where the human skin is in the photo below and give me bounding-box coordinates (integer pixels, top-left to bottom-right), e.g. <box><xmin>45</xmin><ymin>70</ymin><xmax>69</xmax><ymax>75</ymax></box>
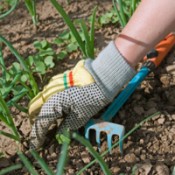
<box><xmin>115</xmin><ymin>0</ymin><xmax>175</xmax><ymax>68</ymax></box>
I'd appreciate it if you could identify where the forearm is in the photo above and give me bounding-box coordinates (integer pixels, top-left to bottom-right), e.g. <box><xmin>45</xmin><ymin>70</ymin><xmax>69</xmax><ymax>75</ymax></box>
<box><xmin>115</xmin><ymin>0</ymin><xmax>175</xmax><ymax>67</ymax></box>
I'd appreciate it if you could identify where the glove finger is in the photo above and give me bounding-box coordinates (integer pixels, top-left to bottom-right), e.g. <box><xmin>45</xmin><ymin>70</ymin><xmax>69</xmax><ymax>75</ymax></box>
<box><xmin>57</xmin><ymin>83</ymin><xmax>110</xmax><ymax>134</ymax></box>
<box><xmin>30</xmin><ymin>91</ymin><xmax>70</xmax><ymax>149</ymax></box>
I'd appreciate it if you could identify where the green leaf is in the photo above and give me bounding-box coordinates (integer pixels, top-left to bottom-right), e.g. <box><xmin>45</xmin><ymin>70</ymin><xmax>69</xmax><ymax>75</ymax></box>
<box><xmin>0</xmin><ymin>0</ymin><xmax>19</xmax><ymax>19</ymax></box>
<box><xmin>34</xmin><ymin>40</ymin><xmax>50</xmax><ymax>50</ymax></box>
<box><xmin>56</xmin><ymin>133</ymin><xmax>70</xmax><ymax>144</ymax></box>
<box><xmin>59</xmin><ymin>31</ymin><xmax>70</xmax><ymax>40</ymax></box>
<box><xmin>18</xmin><ymin>152</ymin><xmax>39</xmax><ymax>175</ymax></box>
<box><xmin>72</xmin><ymin>132</ymin><xmax>112</xmax><ymax>175</ymax></box>
<box><xmin>9</xmin><ymin>62</ymin><xmax>22</xmax><ymax>75</ymax></box>
<box><xmin>79</xmin><ymin>19</ymin><xmax>92</xmax><ymax>58</ymax></box>
<box><xmin>0</xmin><ymin>164</ymin><xmax>22</xmax><ymax>175</ymax></box>
<box><xmin>90</xmin><ymin>6</ymin><xmax>97</xmax><ymax>58</ymax></box>
<box><xmin>24</xmin><ymin>0</ymin><xmax>37</xmax><ymax>25</ymax></box>
<box><xmin>30</xmin><ymin>150</ymin><xmax>54</xmax><ymax>175</ymax></box>
<box><xmin>69</xmin><ymin>32</ymin><xmax>77</xmax><ymax>42</ymax></box>
<box><xmin>56</xmin><ymin>130</ymin><xmax>70</xmax><ymax>175</ymax></box>
<box><xmin>39</xmin><ymin>48</ymin><xmax>55</xmax><ymax>57</ymax></box>
<box><xmin>54</xmin><ymin>38</ymin><xmax>64</xmax><ymax>45</ymax></box>
<box><xmin>57</xmin><ymin>51</ymin><xmax>67</xmax><ymax>60</ymax></box>
<box><xmin>26</xmin><ymin>56</ymin><xmax>34</xmax><ymax>66</ymax></box>
<box><xmin>0</xmin><ymin>130</ymin><xmax>19</xmax><ymax>141</ymax></box>
<box><xmin>66</xmin><ymin>43</ymin><xmax>78</xmax><ymax>53</ymax></box>
<box><xmin>99</xmin><ymin>12</ymin><xmax>114</xmax><ymax>25</ymax></box>
<box><xmin>35</xmin><ymin>61</ymin><xmax>46</xmax><ymax>74</ymax></box>
<box><xmin>41</xmin><ymin>40</ymin><xmax>49</xmax><ymax>49</ymax></box>
<box><xmin>12</xmin><ymin>85</ymin><xmax>24</xmax><ymax>95</ymax></box>
<box><xmin>44</xmin><ymin>56</ymin><xmax>55</xmax><ymax>68</ymax></box>
<box><xmin>20</xmin><ymin>73</ymin><xmax>29</xmax><ymax>83</ymax></box>
<box><xmin>12</xmin><ymin>62</ymin><xmax>21</xmax><ymax>70</ymax></box>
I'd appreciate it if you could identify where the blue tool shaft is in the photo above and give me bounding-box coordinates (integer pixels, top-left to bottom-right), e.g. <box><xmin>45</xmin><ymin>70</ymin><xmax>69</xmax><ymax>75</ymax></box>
<box><xmin>101</xmin><ymin>66</ymin><xmax>150</xmax><ymax>121</ymax></box>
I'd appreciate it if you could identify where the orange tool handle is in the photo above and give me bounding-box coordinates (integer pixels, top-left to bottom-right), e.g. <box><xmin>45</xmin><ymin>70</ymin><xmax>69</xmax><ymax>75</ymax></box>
<box><xmin>144</xmin><ymin>33</ymin><xmax>175</xmax><ymax>67</ymax></box>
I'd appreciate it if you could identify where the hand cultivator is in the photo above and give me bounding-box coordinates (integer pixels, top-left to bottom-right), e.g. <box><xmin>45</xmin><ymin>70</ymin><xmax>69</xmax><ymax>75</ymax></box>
<box><xmin>85</xmin><ymin>33</ymin><xmax>175</xmax><ymax>154</ymax></box>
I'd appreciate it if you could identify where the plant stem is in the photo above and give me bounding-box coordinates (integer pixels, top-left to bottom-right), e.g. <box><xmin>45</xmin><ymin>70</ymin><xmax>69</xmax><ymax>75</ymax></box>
<box><xmin>0</xmin><ymin>164</ymin><xmax>22</xmax><ymax>175</ymax></box>
<box><xmin>73</xmin><ymin>133</ymin><xmax>112</xmax><ymax>175</ymax></box>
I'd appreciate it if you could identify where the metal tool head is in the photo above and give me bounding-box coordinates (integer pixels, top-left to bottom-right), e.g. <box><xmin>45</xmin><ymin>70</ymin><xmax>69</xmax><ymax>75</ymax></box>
<box><xmin>85</xmin><ymin>119</ymin><xmax>125</xmax><ymax>154</ymax></box>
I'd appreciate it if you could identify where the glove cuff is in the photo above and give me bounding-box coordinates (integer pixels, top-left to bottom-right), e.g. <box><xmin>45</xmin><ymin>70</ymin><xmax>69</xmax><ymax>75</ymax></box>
<box><xmin>85</xmin><ymin>41</ymin><xmax>136</xmax><ymax>101</ymax></box>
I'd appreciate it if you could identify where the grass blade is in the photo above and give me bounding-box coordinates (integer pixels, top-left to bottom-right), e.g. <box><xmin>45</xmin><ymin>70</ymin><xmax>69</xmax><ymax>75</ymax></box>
<box><xmin>0</xmin><ymin>130</ymin><xmax>19</xmax><ymax>141</ymax></box>
<box><xmin>24</xmin><ymin>0</ymin><xmax>37</xmax><ymax>25</ymax></box>
<box><xmin>56</xmin><ymin>131</ymin><xmax>70</xmax><ymax>175</ymax></box>
<box><xmin>0</xmin><ymin>0</ymin><xmax>19</xmax><ymax>19</ymax></box>
<box><xmin>12</xmin><ymin>103</ymin><xmax>28</xmax><ymax>113</ymax></box>
<box><xmin>72</xmin><ymin>132</ymin><xmax>112</xmax><ymax>175</ymax></box>
<box><xmin>131</xmin><ymin>0</ymin><xmax>137</xmax><ymax>15</ymax></box>
<box><xmin>112</xmin><ymin>0</ymin><xmax>124</xmax><ymax>27</ymax></box>
<box><xmin>0</xmin><ymin>47</ymin><xmax>7</xmax><ymax>76</ymax></box>
<box><xmin>0</xmin><ymin>35</ymin><xmax>39</xmax><ymax>95</ymax></box>
<box><xmin>7</xmin><ymin>89</ymin><xmax>28</xmax><ymax>106</ymax></box>
<box><xmin>90</xmin><ymin>6</ymin><xmax>97</xmax><ymax>59</ymax></box>
<box><xmin>0</xmin><ymin>94</ymin><xmax>20</xmax><ymax>140</ymax></box>
<box><xmin>2</xmin><ymin>73</ymin><xmax>21</xmax><ymax>99</ymax></box>
<box><xmin>18</xmin><ymin>152</ymin><xmax>39</xmax><ymax>175</ymax></box>
<box><xmin>30</xmin><ymin>150</ymin><xmax>54</xmax><ymax>175</ymax></box>
<box><xmin>0</xmin><ymin>163</ymin><xmax>22</xmax><ymax>175</ymax></box>
<box><xmin>0</xmin><ymin>114</ymin><xmax>9</xmax><ymax>126</ymax></box>
<box><xmin>117</xmin><ymin>0</ymin><xmax>127</xmax><ymax>26</ymax></box>
<box><xmin>50</xmin><ymin>0</ymin><xmax>86</xmax><ymax>56</ymax></box>
<box><xmin>79</xmin><ymin>19</ymin><xmax>92</xmax><ymax>58</ymax></box>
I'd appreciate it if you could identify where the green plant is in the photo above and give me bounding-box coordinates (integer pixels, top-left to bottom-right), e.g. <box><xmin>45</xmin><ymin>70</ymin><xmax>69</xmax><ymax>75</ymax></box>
<box><xmin>24</xmin><ymin>0</ymin><xmax>37</xmax><ymax>25</ymax></box>
<box><xmin>112</xmin><ymin>0</ymin><xmax>140</xmax><ymax>27</ymax></box>
<box><xmin>0</xmin><ymin>35</ymin><xmax>39</xmax><ymax>96</ymax></box>
<box><xmin>50</xmin><ymin>0</ymin><xmax>97</xmax><ymax>59</ymax></box>
<box><xmin>0</xmin><ymin>94</ymin><xmax>20</xmax><ymax>142</ymax></box>
<box><xmin>0</xmin><ymin>164</ymin><xmax>22</xmax><ymax>175</ymax></box>
<box><xmin>54</xmin><ymin>30</ymin><xmax>78</xmax><ymax>54</ymax></box>
<box><xmin>98</xmin><ymin>9</ymin><xmax>118</xmax><ymax>26</ymax></box>
<box><xmin>0</xmin><ymin>0</ymin><xmax>37</xmax><ymax>25</ymax></box>
<box><xmin>0</xmin><ymin>47</ymin><xmax>33</xmax><ymax>112</ymax></box>
<box><xmin>0</xmin><ymin>36</ymin><xmax>68</xmax><ymax>114</ymax></box>
<box><xmin>0</xmin><ymin>0</ymin><xmax>18</xmax><ymax>19</ymax></box>
<box><xmin>27</xmin><ymin>40</ymin><xmax>56</xmax><ymax>76</ymax></box>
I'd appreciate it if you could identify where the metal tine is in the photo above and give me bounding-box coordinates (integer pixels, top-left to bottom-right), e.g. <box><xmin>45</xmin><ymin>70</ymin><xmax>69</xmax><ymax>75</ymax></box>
<box><xmin>85</xmin><ymin>121</ymin><xmax>125</xmax><ymax>154</ymax></box>
<box><xmin>101</xmin><ymin>122</ymin><xmax>124</xmax><ymax>154</ymax></box>
<box><xmin>96</xmin><ymin>130</ymin><xmax>101</xmax><ymax>150</ymax></box>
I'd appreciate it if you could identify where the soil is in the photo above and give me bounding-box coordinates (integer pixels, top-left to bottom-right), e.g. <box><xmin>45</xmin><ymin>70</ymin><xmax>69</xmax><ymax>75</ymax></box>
<box><xmin>0</xmin><ymin>0</ymin><xmax>175</xmax><ymax>175</ymax></box>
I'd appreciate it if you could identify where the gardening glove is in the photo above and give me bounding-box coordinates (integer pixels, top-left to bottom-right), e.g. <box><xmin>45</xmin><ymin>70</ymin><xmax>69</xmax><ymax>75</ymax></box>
<box><xmin>29</xmin><ymin>41</ymin><xmax>136</xmax><ymax>149</ymax></box>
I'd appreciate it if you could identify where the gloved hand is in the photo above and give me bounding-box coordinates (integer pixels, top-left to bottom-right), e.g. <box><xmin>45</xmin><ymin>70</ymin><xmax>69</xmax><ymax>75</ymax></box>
<box><xmin>29</xmin><ymin>41</ymin><xmax>136</xmax><ymax>149</ymax></box>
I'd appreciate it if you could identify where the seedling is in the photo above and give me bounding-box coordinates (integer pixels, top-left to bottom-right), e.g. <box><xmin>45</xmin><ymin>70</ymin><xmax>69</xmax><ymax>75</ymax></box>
<box><xmin>112</xmin><ymin>0</ymin><xmax>140</xmax><ymax>27</ymax></box>
<box><xmin>50</xmin><ymin>0</ymin><xmax>97</xmax><ymax>59</ymax></box>
<box><xmin>0</xmin><ymin>94</ymin><xmax>20</xmax><ymax>142</ymax></box>
<box><xmin>24</xmin><ymin>0</ymin><xmax>37</xmax><ymax>25</ymax></box>
<box><xmin>0</xmin><ymin>0</ymin><xmax>18</xmax><ymax>19</ymax></box>
<box><xmin>0</xmin><ymin>0</ymin><xmax>37</xmax><ymax>25</ymax></box>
